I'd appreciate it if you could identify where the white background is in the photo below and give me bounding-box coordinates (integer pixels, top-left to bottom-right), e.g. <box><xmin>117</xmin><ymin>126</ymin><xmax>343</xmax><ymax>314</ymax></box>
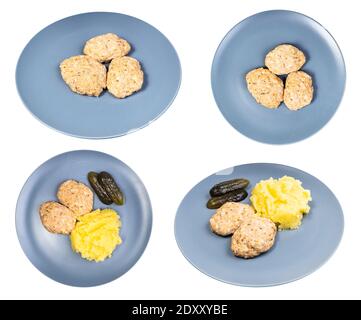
<box><xmin>0</xmin><ymin>0</ymin><xmax>359</xmax><ymax>300</ymax></box>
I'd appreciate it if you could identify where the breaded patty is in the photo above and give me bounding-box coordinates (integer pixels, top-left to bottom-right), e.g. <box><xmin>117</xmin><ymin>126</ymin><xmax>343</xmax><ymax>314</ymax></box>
<box><xmin>246</xmin><ymin>68</ymin><xmax>284</xmax><ymax>109</ymax></box>
<box><xmin>60</xmin><ymin>55</ymin><xmax>107</xmax><ymax>97</ymax></box>
<box><xmin>231</xmin><ymin>216</ymin><xmax>277</xmax><ymax>259</ymax></box>
<box><xmin>284</xmin><ymin>71</ymin><xmax>314</xmax><ymax>110</ymax></box>
<box><xmin>83</xmin><ymin>33</ymin><xmax>131</xmax><ymax>63</ymax></box>
<box><xmin>57</xmin><ymin>180</ymin><xmax>93</xmax><ymax>218</ymax></box>
<box><xmin>39</xmin><ymin>201</ymin><xmax>76</xmax><ymax>235</ymax></box>
<box><xmin>107</xmin><ymin>56</ymin><xmax>144</xmax><ymax>99</ymax></box>
<box><xmin>209</xmin><ymin>203</ymin><xmax>255</xmax><ymax>237</ymax></box>
<box><xmin>265</xmin><ymin>44</ymin><xmax>306</xmax><ymax>75</ymax></box>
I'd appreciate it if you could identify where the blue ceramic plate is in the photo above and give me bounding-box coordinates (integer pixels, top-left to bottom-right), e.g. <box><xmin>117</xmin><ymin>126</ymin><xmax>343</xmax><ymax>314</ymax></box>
<box><xmin>211</xmin><ymin>10</ymin><xmax>346</xmax><ymax>144</ymax></box>
<box><xmin>16</xmin><ymin>12</ymin><xmax>181</xmax><ymax>139</ymax></box>
<box><xmin>16</xmin><ymin>150</ymin><xmax>152</xmax><ymax>287</ymax></box>
<box><xmin>175</xmin><ymin>163</ymin><xmax>344</xmax><ymax>287</ymax></box>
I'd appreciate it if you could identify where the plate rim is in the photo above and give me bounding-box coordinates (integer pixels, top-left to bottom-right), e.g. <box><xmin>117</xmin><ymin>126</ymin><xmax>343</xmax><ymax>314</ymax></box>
<box><xmin>15</xmin><ymin>149</ymin><xmax>153</xmax><ymax>287</ymax></box>
<box><xmin>174</xmin><ymin>162</ymin><xmax>344</xmax><ymax>287</ymax></box>
<box><xmin>211</xmin><ymin>9</ymin><xmax>347</xmax><ymax>145</ymax></box>
<box><xmin>15</xmin><ymin>11</ymin><xmax>182</xmax><ymax>140</ymax></box>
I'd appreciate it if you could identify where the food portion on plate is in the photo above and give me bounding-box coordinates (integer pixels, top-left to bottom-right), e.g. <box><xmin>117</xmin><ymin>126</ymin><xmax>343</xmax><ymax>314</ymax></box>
<box><xmin>60</xmin><ymin>33</ymin><xmax>144</xmax><ymax>99</ymax></box>
<box><xmin>245</xmin><ymin>68</ymin><xmax>284</xmax><ymax>109</ymax></box>
<box><xmin>231</xmin><ymin>215</ymin><xmax>277</xmax><ymax>259</ymax></box>
<box><xmin>83</xmin><ymin>33</ymin><xmax>131</xmax><ymax>63</ymax></box>
<box><xmin>207</xmin><ymin>179</ymin><xmax>249</xmax><ymax>209</ymax></box>
<box><xmin>107</xmin><ymin>56</ymin><xmax>144</xmax><ymax>99</ymax></box>
<box><xmin>251</xmin><ymin>176</ymin><xmax>312</xmax><ymax>230</ymax></box>
<box><xmin>284</xmin><ymin>71</ymin><xmax>314</xmax><ymax>110</ymax></box>
<box><xmin>71</xmin><ymin>209</ymin><xmax>122</xmax><ymax>262</ymax></box>
<box><xmin>39</xmin><ymin>201</ymin><xmax>76</xmax><ymax>235</ymax></box>
<box><xmin>60</xmin><ymin>55</ymin><xmax>107</xmax><ymax>97</ymax></box>
<box><xmin>57</xmin><ymin>180</ymin><xmax>94</xmax><ymax>217</ymax></box>
<box><xmin>246</xmin><ymin>44</ymin><xmax>314</xmax><ymax>111</ymax></box>
<box><xmin>265</xmin><ymin>44</ymin><xmax>306</xmax><ymax>75</ymax></box>
<box><xmin>39</xmin><ymin>171</ymin><xmax>125</xmax><ymax>262</ymax></box>
<box><xmin>210</xmin><ymin>202</ymin><xmax>255</xmax><ymax>237</ymax></box>
<box><xmin>207</xmin><ymin>176</ymin><xmax>312</xmax><ymax>259</ymax></box>
<box><xmin>88</xmin><ymin>171</ymin><xmax>125</xmax><ymax>206</ymax></box>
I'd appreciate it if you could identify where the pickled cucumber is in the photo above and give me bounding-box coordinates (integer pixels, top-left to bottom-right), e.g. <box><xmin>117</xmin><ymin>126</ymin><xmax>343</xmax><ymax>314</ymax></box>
<box><xmin>87</xmin><ymin>172</ymin><xmax>113</xmax><ymax>205</ymax></box>
<box><xmin>98</xmin><ymin>172</ymin><xmax>125</xmax><ymax>206</ymax></box>
<box><xmin>207</xmin><ymin>190</ymin><xmax>248</xmax><ymax>209</ymax></box>
<box><xmin>210</xmin><ymin>179</ymin><xmax>250</xmax><ymax>197</ymax></box>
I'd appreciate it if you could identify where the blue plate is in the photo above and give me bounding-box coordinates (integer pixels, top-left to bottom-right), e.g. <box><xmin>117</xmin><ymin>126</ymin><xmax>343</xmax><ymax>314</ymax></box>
<box><xmin>16</xmin><ymin>150</ymin><xmax>152</xmax><ymax>287</ymax></box>
<box><xmin>175</xmin><ymin>163</ymin><xmax>344</xmax><ymax>287</ymax></box>
<box><xmin>211</xmin><ymin>10</ymin><xmax>346</xmax><ymax>144</ymax></box>
<box><xmin>16</xmin><ymin>12</ymin><xmax>181</xmax><ymax>139</ymax></box>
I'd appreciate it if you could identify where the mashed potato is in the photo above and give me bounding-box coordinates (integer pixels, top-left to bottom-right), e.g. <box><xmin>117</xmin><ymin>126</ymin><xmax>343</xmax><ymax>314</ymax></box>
<box><xmin>70</xmin><ymin>209</ymin><xmax>122</xmax><ymax>262</ymax></box>
<box><xmin>250</xmin><ymin>176</ymin><xmax>312</xmax><ymax>230</ymax></box>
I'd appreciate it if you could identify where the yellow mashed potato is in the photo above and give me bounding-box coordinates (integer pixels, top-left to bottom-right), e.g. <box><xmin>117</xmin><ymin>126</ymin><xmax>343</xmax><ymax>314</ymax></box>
<box><xmin>250</xmin><ymin>176</ymin><xmax>312</xmax><ymax>230</ymax></box>
<box><xmin>70</xmin><ymin>209</ymin><xmax>122</xmax><ymax>262</ymax></box>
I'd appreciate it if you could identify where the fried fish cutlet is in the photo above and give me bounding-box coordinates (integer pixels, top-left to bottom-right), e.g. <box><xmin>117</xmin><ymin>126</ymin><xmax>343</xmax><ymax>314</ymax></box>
<box><xmin>107</xmin><ymin>56</ymin><xmax>144</xmax><ymax>99</ymax></box>
<box><xmin>39</xmin><ymin>201</ymin><xmax>76</xmax><ymax>235</ymax></box>
<box><xmin>210</xmin><ymin>202</ymin><xmax>255</xmax><ymax>237</ymax></box>
<box><xmin>265</xmin><ymin>44</ymin><xmax>306</xmax><ymax>75</ymax></box>
<box><xmin>246</xmin><ymin>68</ymin><xmax>284</xmax><ymax>109</ymax></box>
<box><xmin>284</xmin><ymin>71</ymin><xmax>314</xmax><ymax>110</ymax></box>
<box><xmin>60</xmin><ymin>55</ymin><xmax>107</xmax><ymax>97</ymax></box>
<box><xmin>231</xmin><ymin>215</ymin><xmax>277</xmax><ymax>259</ymax></box>
<box><xmin>57</xmin><ymin>180</ymin><xmax>93</xmax><ymax>218</ymax></box>
<box><xmin>83</xmin><ymin>33</ymin><xmax>131</xmax><ymax>63</ymax></box>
